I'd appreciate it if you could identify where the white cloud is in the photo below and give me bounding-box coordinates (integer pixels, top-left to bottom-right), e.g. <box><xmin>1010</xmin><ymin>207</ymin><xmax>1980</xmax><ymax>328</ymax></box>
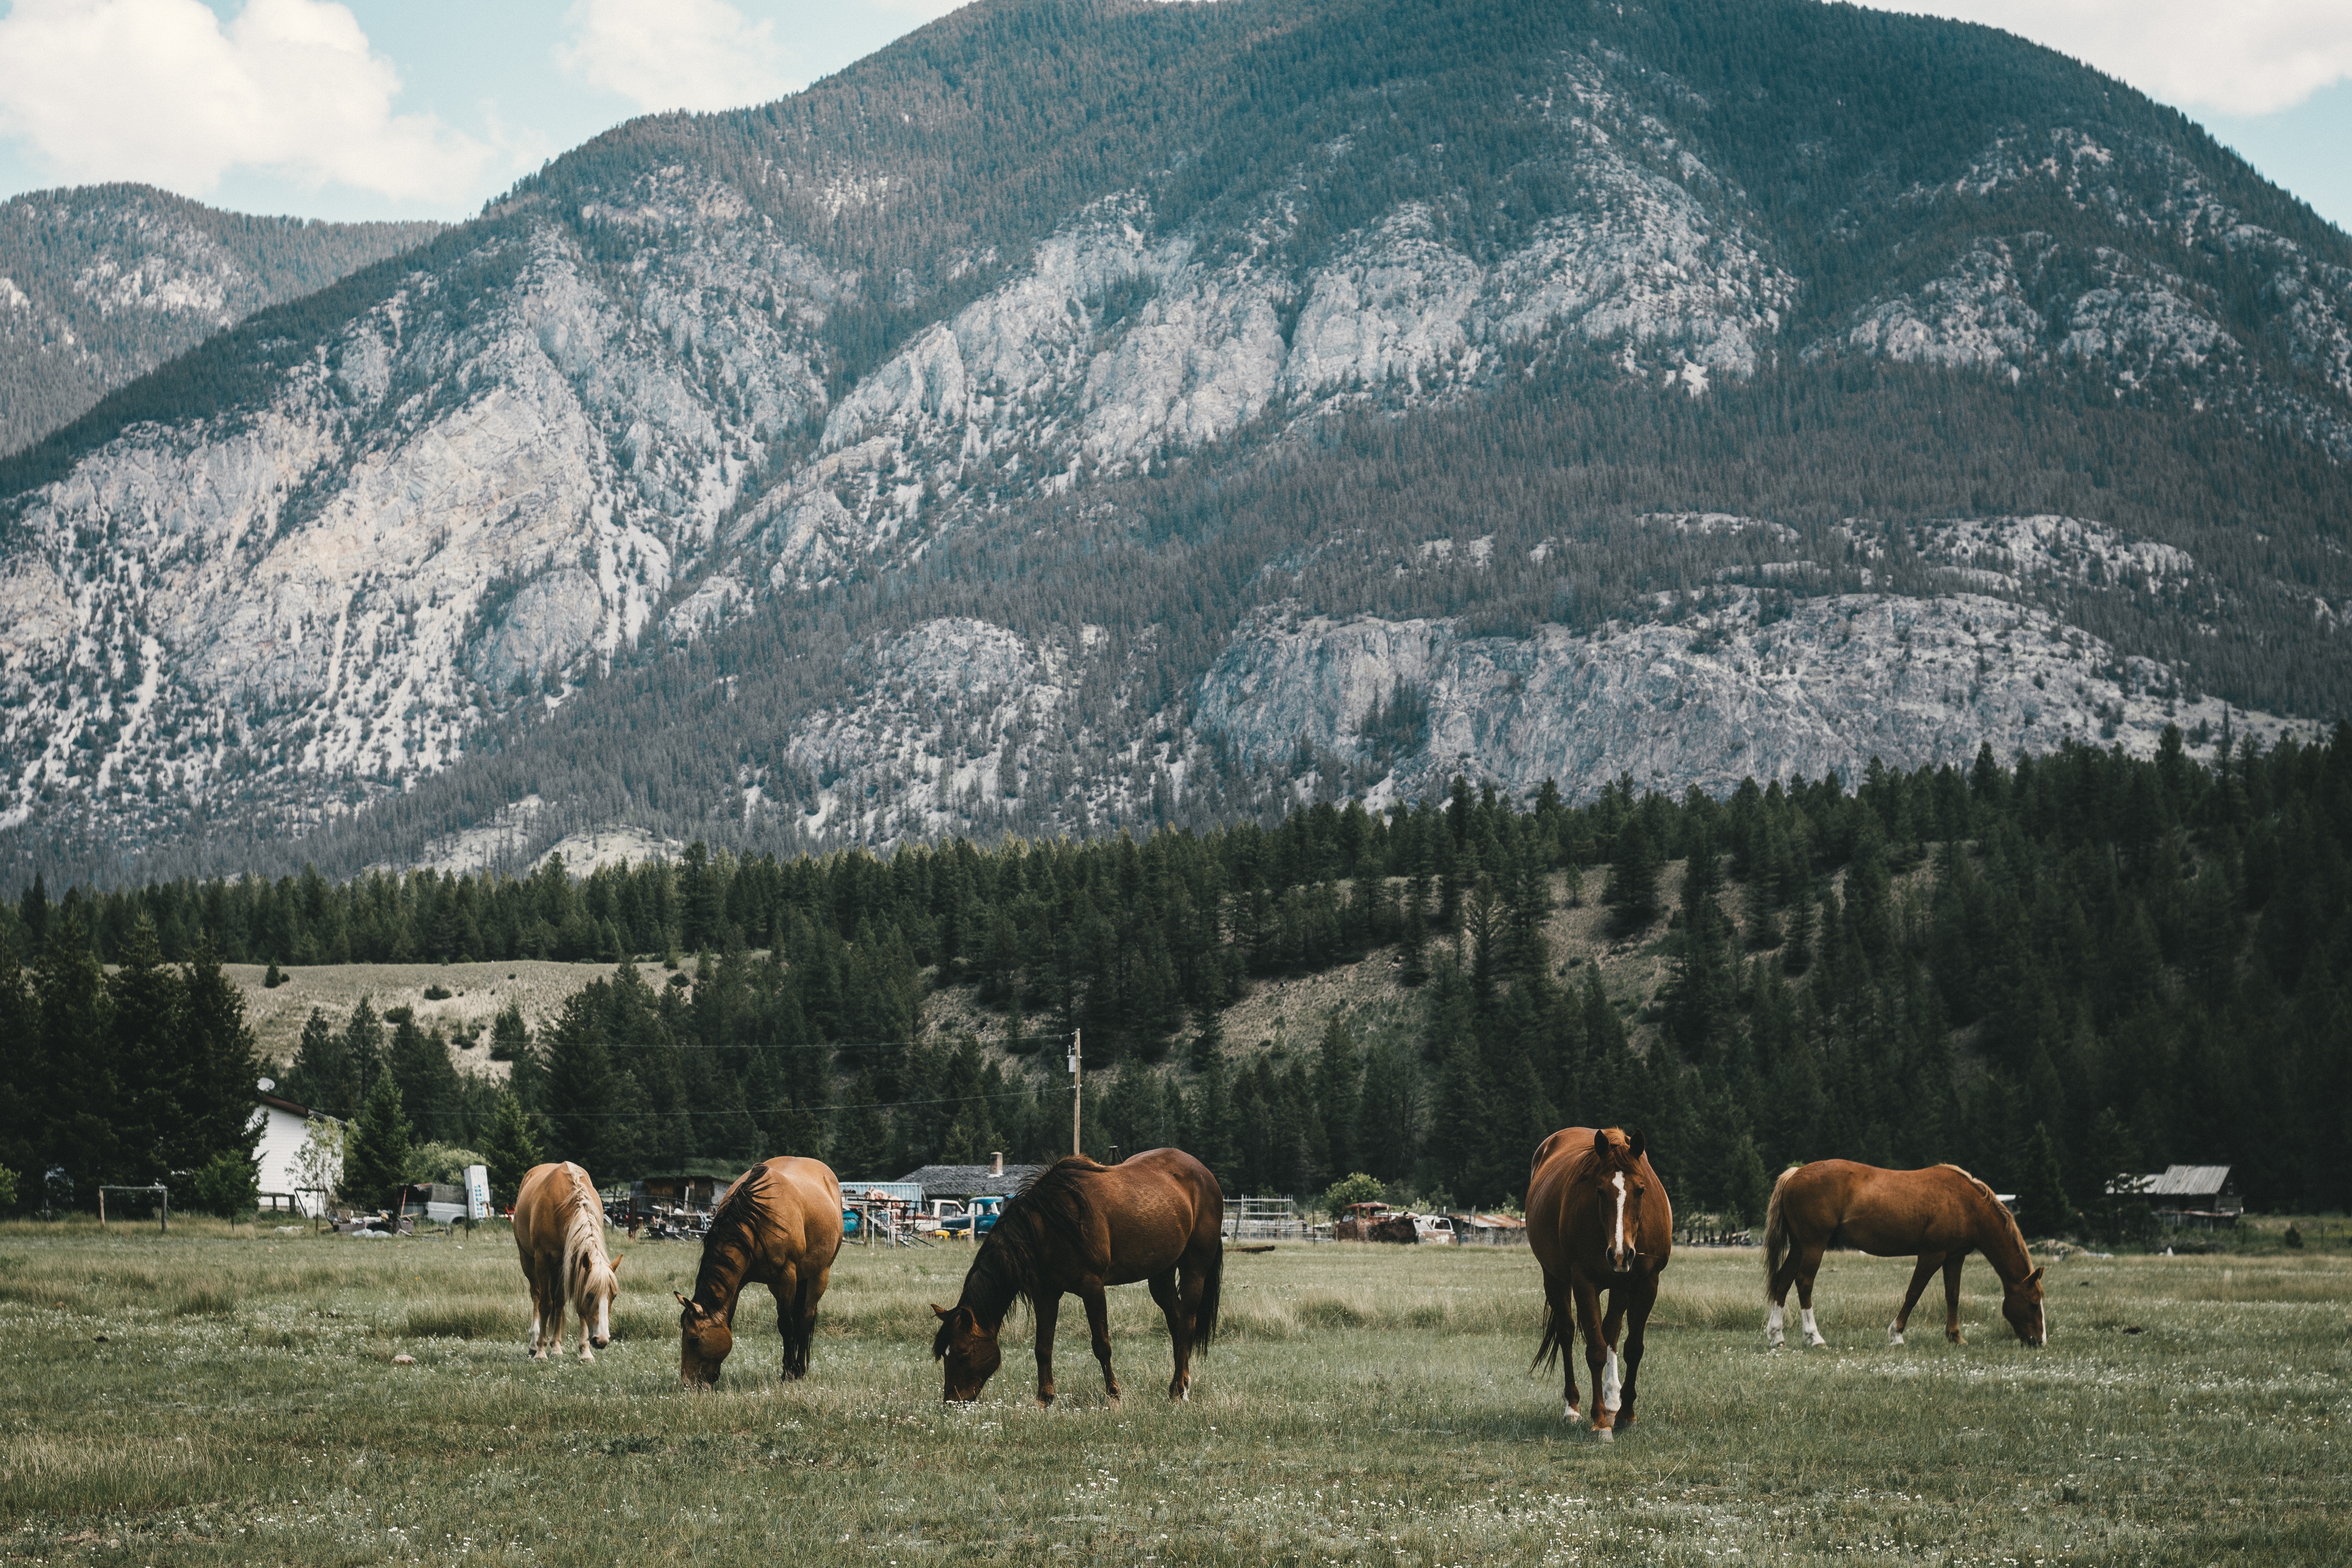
<box><xmin>1877</xmin><ymin>0</ymin><xmax>2352</xmax><ymax>116</ymax></box>
<box><xmin>556</xmin><ymin>0</ymin><xmax>799</xmax><ymax>113</ymax></box>
<box><xmin>0</xmin><ymin>0</ymin><xmax>495</xmax><ymax>201</ymax></box>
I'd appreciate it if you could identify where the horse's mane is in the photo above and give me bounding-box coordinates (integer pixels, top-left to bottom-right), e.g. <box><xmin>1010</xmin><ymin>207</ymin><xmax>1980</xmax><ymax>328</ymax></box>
<box><xmin>692</xmin><ymin>1164</ymin><xmax>767</xmax><ymax>1306</ymax></box>
<box><xmin>558</xmin><ymin>1163</ymin><xmax>613</xmax><ymax>1296</ymax></box>
<box><xmin>1939</xmin><ymin>1163</ymin><xmax>2031</xmax><ymax>1261</ymax></box>
<box><xmin>975</xmin><ymin>1156</ymin><xmax>1103</xmax><ymax>1323</ymax></box>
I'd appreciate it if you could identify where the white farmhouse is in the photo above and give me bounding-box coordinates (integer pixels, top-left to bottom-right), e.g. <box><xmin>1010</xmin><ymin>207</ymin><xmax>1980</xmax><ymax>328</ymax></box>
<box><xmin>249</xmin><ymin>1095</ymin><xmax>340</xmax><ymax>1217</ymax></box>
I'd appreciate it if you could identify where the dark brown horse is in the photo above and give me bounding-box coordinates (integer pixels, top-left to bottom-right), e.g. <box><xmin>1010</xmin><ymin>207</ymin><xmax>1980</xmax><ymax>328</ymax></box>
<box><xmin>1527</xmin><ymin>1127</ymin><xmax>1673</xmax><ymax>1441</ymax></box>
<box><xmin>1763</xmin><ymin>1160</ymin><xmax>2046</xmax><ymax>1349</ymax></box>
<box><xmin>675</xmin><ymin>1156</ymin><xmax>844</xmax><ymax>1386</ymax></box>
<box><xmin>932</xmin><ymin>1149</ymin><xmax>1223</xmax><ymax>1404</ymax></box>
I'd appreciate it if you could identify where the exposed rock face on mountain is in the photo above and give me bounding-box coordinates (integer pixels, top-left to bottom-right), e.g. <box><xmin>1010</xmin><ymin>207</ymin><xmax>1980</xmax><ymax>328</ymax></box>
<box><xmin>0</xmin><ymin>0</ymin><xmax>2347</xmax><ymax>882</ymax></box>
<box><xmin>0</xmin><ymin>185</ymin><xmax>441</xmax><ymax>457</ymax></box>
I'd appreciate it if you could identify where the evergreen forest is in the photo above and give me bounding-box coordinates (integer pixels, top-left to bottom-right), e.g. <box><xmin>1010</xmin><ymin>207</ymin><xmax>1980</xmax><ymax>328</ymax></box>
<box><xmin>5</xmin><ymin>725</ymin><xmax>2351</xmax><ymax>1233</ymax></box>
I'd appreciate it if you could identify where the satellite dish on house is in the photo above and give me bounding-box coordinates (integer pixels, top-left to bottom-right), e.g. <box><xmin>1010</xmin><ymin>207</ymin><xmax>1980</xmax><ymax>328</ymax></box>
<box><xmin>256</xmin><ymin>1078</ymin><xmax>276</xmax><ymax>1093</ymax></box>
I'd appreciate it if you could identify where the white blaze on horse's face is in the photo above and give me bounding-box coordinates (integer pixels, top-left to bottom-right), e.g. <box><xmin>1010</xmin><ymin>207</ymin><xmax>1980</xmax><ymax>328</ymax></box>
<box><xmin>1606</xmin><ymin>1171</ymin><xmax>1632</xmax><ymax>1273</ymax></box>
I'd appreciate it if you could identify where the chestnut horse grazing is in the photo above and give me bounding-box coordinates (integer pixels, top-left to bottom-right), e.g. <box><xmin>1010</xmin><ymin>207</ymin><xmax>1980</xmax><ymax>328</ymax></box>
<box><xmin>512</xmin><ymin>1161</ymin><xmax>625</xmax><ymax>1360</ymax></box>
<box><xmin>932</xmin><ymin>1149</ymin><xmax>1223</xmax><ymax>1404</ymax></box>
<box><xmin>1527</xmin><ymin>1127</ymin><xmax>1673</xmax><ymax>1441</ymax></box>
<box><xmin>676</xmin><ymin>1156</ymin><xmax>843</xmax><ymax>1387</ymax></box>
<box><xmin>1763</xmin><ymin>1161</ymin><xmax>2046</xmax><ymax>1349</ymax></box>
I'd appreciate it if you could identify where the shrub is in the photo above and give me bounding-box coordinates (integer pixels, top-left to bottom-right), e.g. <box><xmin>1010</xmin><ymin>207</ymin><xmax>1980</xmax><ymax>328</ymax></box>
<box><xmin>188</xmin><ymin>1150</ymin><xmax>260</xmax><ymax>1220</ymax></box>
<box><xmin>1321</xmin><ymin>1171</ymin><xmax>1385</xmax><ymax>1215</ymax></box>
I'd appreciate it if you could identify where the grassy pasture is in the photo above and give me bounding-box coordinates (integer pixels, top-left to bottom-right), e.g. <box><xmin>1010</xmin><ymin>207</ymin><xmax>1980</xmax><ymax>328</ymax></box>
<box><xmin>0</xmin><ymin>1225</ymin><xmax>2346</xmax><ymax>1566</ymax></box>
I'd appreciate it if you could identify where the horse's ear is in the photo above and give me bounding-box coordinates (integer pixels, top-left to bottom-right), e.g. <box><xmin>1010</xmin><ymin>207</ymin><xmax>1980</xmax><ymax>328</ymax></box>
<box><xmin>1592</xmin><ymin>1129</ymin><xmax>1609</xmax><ymax>1155</ymax></box>
<box><xmin>608</xmin><ymin>1254</ymin><xmax>625</xmax><ymax>1274</ymax></box>
<box><xmin>675</xmin><ymin>1292</ymin><xmax>692</xmax><ymax>1308</ymax></box>
<box><xmin>2024</xmin><ymin>1267</ymin><xmax>2044</xmax><ymax>1288</ymax></box>
<box><xmin>932</xmin><ymin>1303</ymin><xmax>952</xmax><ymax>1320</ymax></box>
<box><xmin>1627</xmin><ymin>1128</ymin><xmax>1646</xmax><ymax>1163</ymax></box>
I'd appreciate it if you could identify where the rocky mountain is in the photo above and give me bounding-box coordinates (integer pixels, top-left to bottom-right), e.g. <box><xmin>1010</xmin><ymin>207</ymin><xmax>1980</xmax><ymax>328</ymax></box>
<box><xmin>1</xmin><ymin>0</ymin><xmax>2347</xmax><ymax>887</ymax></box>
<box><xmin>0</xmin><ymin>184</ymin><xmax>441</xmax><ymax>457</ymax></box>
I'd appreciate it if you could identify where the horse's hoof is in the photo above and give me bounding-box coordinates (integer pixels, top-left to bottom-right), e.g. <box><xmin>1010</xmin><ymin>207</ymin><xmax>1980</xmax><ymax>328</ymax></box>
<box><xmin>1563</xmin><ymin>1403</ymin><xmax>1583</xmax><ymax>1425</ymax></box>
<box><xmin>1595</xmin><ymin>1427</ymin><xmax>1614</xmax><ymax>1445</ymax></box>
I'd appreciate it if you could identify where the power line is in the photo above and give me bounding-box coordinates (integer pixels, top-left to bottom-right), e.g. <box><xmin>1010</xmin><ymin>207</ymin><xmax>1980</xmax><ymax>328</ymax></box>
<box><xmin>535</xmin><ymin>1083</ymin><xmax>1073</xmax><ymax>1120</ymax></box>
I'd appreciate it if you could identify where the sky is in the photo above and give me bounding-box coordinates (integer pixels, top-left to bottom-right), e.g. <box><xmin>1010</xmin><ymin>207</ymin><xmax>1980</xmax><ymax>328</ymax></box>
<box><xmin>0</xmin><ymin>0</ymin><xmax>2345</xmax><ymax>233</ymax></box>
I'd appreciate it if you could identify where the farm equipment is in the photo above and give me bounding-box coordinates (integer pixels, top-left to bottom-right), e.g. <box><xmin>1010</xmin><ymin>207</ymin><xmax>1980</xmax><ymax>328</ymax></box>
<box><xmin>1333</xmin><ymin>1201</ymin><xmax>1420</xmax><ymax>1244</ymax></box>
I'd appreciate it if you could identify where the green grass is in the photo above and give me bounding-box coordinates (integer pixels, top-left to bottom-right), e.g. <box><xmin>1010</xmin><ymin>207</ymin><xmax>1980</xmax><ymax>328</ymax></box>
<box><xmin>1</xmin><ymin>1222</ymin><xmax>2347</xmax><ymax>1565</ymax></box>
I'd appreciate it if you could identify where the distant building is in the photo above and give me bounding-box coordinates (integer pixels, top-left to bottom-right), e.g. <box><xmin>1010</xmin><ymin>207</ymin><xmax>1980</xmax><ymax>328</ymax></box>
<box><xmin>894</xmin><ymin>1152</ymin><xmax>1047</xmax><ymax>1213</ymax></box>
<box><xmin>249</xmin><ymin>1095</ymin><xmax>337</xmax><ymax>1218</ymax></box>
<box><xmin>2115</xmin><ymin>1164</ymin><xmax>2243</xmax><ymax>1229</ymax></box>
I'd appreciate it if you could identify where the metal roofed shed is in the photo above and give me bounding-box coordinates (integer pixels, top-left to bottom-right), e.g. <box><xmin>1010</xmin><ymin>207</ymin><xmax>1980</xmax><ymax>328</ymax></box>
<box><xmin>894</xmin><ymin>1153</ymin><xmax>1049</xmax><ymax>1200</ymax></box>
<box><xmin>2117</xmin><ymin>1165</ymin><xmax>2242</xmax><ymax>1229</ymax></box>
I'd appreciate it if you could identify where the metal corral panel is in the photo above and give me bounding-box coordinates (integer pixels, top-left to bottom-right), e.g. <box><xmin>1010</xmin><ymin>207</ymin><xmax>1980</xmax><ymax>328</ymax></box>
<box><xmin>843</xmin><ymin>1181</ymin><xmax>926</xmax><ymax>1205</ymax></box>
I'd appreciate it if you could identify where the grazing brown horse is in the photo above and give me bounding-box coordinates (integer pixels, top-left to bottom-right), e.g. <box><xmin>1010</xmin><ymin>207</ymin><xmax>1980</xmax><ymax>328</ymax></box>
<box><xmin>512</xmin><ymin>1161</ymin><xmax>625</xmax><ymax>1360</ymax></box>
<box><xmin>932</xmin><ymin>1149</ymin><xmax>1223</xmax><ymax>1404</ymax></box>
<box><xmin>675</xmin><ymin>1156</ymin><xmax>844</xmax><ymax>1386</ymax></box>
<box><xmin>1527</xmin><ymin>1127</ymin><xmax>1673</xmax><ymax>1441</ymax></box>
<box><xmin>1764</xmin><ymin>1161</ymin><xmax>2047</xmax><ymax>1349</ymax></box>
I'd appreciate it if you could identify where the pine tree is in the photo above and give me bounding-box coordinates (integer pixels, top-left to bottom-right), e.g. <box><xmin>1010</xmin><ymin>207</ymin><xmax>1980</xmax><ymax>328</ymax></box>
<box><xmin>105</xmin><ymin>917</ymin><xmax>181</xmax><ymax>1187</ymax></box>
<box><xmin>172</xmin><ymin>937</ymin><xmax>263</xmax><ymax>1190</ymax></box>
<box><xmin>386</xmin><ymin>1008</ymin><xmax>461</xmax><ymax>1145</ymax></box>
<box><xmin>343</xmin><ymin>1071</ymin><xmax>414</xmax><ymax>1211</ymax></box>
<box><xmin>1312</xmin><ymin>1014</ymin><xmax>1359</xmax><ymax>1183</ymax></box>
<box><xmin>541</xmin><ymin>988</ymin><xmax>625</xmax><ymax>1175</ymax></box>
<box><xmin>342</xmin><ymin>997</ymin><xmax>386</xmax><ymax>1098</ymax></box>
<box><xmin>283</xmin><ymin>1008</ymin><xmax>353</xmax><ymax>1117</ymax></box>
<box><xmin>487</xmin><ymin>1003</ymin><xmax>530</xmax><ymax>1063</ymax></box>
<box><xmin>1604</xmin><ymin>815</ymin><xmax>1661</xmax><ymax>933</ymax></box>
<box><xmin>1723</xmin><ymin>1132</ymin><xmax>1774</xmax><ymax>1232</ymax></box>
<box><xmin>2013</xmin><ymin>1121</ymin><xmax>2075</xmax><ymax>1238</ymax></box>
<box><xmin>480</xmin><ymin>1090</ymin><xmax>541</xmax><ymax>1207</ymax></box>
<box><xmin>0</xmin><ymin>936</ymin><xmax>34</xmax><ymax>1183</ymax></box>
<box><xmin>37</xmin><ymin>917</ymin><xmax>114</xmax><ymax>1204</ymax></box>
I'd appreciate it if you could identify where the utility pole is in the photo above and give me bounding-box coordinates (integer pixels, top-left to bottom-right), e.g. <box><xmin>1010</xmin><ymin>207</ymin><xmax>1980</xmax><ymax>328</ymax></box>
<box><xmin>1068</xmin><ymin>1028</ymin><xmax>1083</xmax><ymax>1158</ymax></box>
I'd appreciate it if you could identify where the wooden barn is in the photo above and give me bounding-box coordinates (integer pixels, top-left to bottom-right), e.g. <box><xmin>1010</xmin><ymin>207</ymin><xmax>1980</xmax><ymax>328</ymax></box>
<box><xmin>2127</xmin><ymin>1165</ymin><xmax>2243</xmax><ymax>1229</ymax></box>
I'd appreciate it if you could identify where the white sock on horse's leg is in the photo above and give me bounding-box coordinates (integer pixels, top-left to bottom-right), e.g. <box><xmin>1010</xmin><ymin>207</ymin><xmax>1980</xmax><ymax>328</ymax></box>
<box><xmin>1766</xmin><ymin>1304</ymin><xmax>1784</xmax><ymax>1346</ymax></box>
<box><xmin>1888</xmin><ymin>1318</ymin><xmax>1906</xmax><ymax>1346</ymax></box>
<box><xmin>1602</xmin><ymin>1350</ymin><xmax>1622</xmax><ymax>1412</ymax></box>
<box><xmin>1801</xmin><ymin>1307</ymin><xmax>1824</xmax><ymax>1346</ymax></box>
<box><xmin>1563</xmin><ymin>1399</ymin><xmax>1582</xmax><ymax>1423</ymax></box>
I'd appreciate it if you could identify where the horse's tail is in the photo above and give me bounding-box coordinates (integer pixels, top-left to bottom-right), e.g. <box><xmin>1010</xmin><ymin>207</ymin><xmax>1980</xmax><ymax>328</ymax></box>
<box><xmin>1193</xmin><ymin>1239</ymin><xmax>1224</xmax><ymax>1351</ymax></box>
<box><xmin>1764</xmin><ymin>1165</ymin><xmax>1799</xmax><ymax>1300</ymax></box>
<box><xmin>1532</xmin><ymin>1291</ymin><xmax>1569</xmax><ymax>1372</ymax></box>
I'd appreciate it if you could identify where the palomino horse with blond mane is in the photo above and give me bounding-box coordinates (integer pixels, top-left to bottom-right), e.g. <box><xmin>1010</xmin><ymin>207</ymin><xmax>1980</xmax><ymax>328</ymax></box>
<box><xmin>512</xmin><ymin>1161</ymin><xmax>626</xmax><ymax>1360</ymax></box>
<box><xmin>1527</xmin><ymin>1127</ymin><xmax>1673</xmax><ymax>1441</ymax></box>
<box><xmin>933</xmin><ymin>1150</ymin><xmax>1223</xmax><ymax>1405</ymax></box>
<box><xmin>1763</xmin><ymin>1161</ymin><xmax>2046</xmax><ymax>1349</ymax></box>
<box><xmin>676</xmin><ymin>1156</ymin><xmax>843</xmax><ymax>1387</ymax></box>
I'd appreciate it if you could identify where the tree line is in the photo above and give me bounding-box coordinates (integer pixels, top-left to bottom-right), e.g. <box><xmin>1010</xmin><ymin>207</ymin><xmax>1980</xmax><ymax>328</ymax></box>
<box><xmin>7</xmin><ymin>722</ymin><xmax>2349</xmax><ymax>1235</ymax></box>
